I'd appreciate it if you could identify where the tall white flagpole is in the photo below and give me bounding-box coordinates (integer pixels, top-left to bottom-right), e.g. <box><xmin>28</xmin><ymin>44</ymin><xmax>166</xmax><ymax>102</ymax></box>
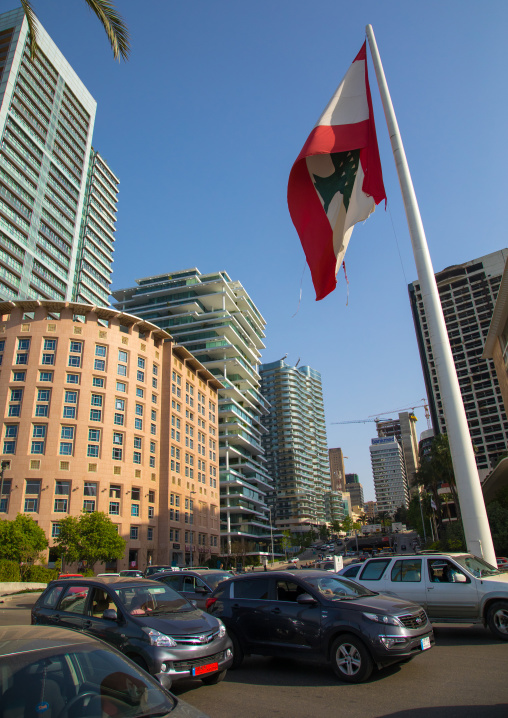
<box><xmin>366</xmin><ymin>24</ymin><xmax>496</xmax><ymax>566</ymax></box>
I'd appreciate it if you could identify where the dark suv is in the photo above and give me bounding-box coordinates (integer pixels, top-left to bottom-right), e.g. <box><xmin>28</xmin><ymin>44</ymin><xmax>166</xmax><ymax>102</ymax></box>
<box><xmin>153</xmin><ymin>569</ymin><xmax>233</xmax><ymax>609</ymax></box>
<box><xmin>206</xmin><ymin>570</ymin><xmax>434</xmax><ymax>683</ymax></box>
<box><xmin>31</xmin><ymin>576</ymin><xmax>233</xmax><ymax>685</ymax></box>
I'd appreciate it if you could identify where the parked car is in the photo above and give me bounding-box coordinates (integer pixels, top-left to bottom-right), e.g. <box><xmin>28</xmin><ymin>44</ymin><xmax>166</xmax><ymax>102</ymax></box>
<box><xmin>144</xmin><ymin>565</ymin><xmax>175</xmax><ymax>578</ymax></box>
<box><xmin>0</xmin><ymin>625</ymin><xmax>209</xmax><ymax>717</ymax></box>
<box><xmin>58</xmin><ymin>573</ymin><xmax>84</xmax><ymax>579</ymax></box>
<box><xmin>153</xmin><ymin>569</ymin><xmax>234</xmax><ymax>609</ymax></box>
<box><xmin>119</xmin><ymin>570</ymin><xmax>144</xmax><ymax>578</ymax></box>
<box><xmin>338</xmin><ymin>564</ymin><xmax>362</xmax><ymax>579</ymax></box>
<box><xmin>347</xmin><ymin>552</ymin><xmax>508</xmax><ymax>640</ymax></box>
<box><xmin>497</xmin><ymin>557</ymin><xmax>508</xmax><ymax>570</ymax></box>
<box><xmin>206</xmin><ymin>569</ymin><xmax>434</xmax><ymax>683</ymax></box>
<box><xmin>31</xmin><ymin>576</ymin><xmax>233</xmax><ymax>684</ymax></box>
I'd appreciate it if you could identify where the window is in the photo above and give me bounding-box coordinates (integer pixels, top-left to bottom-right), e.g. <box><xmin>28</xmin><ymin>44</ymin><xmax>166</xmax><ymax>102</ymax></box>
<box><xmin>41</xmin><ymin>353</ymin><xmax>55</xmax><ymax>365</ymax></box>
<box><xmin>68</xmin><ymin>355</ymin><xmax>81</xmax><ymax>368</ymax></box>
<box><xmin>70</xmin><ymin>341</ymin><xmax>82</xmax><ymax>354</ymax></box>
<box><xmin>63</xmin><ymin>406</ymin><xmax>76</xmax><ymax>419</ymax></box>
<box><xmin>149</xmin><ymin>456</ymin><xmax>155</xmax><ymax>468</ymax></box>
<box><xmin>92</xmin><ymin>377</ymin><xmax>105</xmax><ymax>388</ymax></box>
<box><xmin>112</xmin><ymin>447</ymin><xmax>122</xmax><ymax>460</ymax></box>
<box><xmin>148</xmin><ymin>490</ymin><xmax>155</xmax><ymax>503</ymax></box>
<box><xmin>65</xmin><ymin>391</ymin><xmax>77</xmax><ymax>404</ymax></box>
<box><xmin>151</xmin><ymin>410</ymin><xmax>157</xmax><ymax>421</ymax></box>
<box><xmin>114</xmin><ymin>413</ymin><xmax>124</xmax><ymax>426</ymax></box>
<box><xmin>95</xmin><ymin>345</ymin><xmax>107</xmax><ymax>357</ymax></box>
<box><xmin>110</xmin><ymin>485</ymin><xmax>121</xmax><ymax>498</ymax></box>
<box><xmin>136</xmin><ymin>387</ymin><xmax>144</xmax><ymax>398</ymax></box>
<box><xmin>135</xmin><ymin>404</ymin><xmax>143</xmax><ymax>416</ymax></box>
<box><xmin>90</xmin><ymin>409</ymin><xmax>102</xmax><ymax>422</ymax></box>
<box><xmin>148</xmin><ymin>506</ymin><xmax>154</xmax><ymax>519</ymax></box>
<box><xmin>113</xmin><ymin>433</ymin><xmax>123</xmax><ymax>445</ymax></box>
<box><xmin>134</xmin><ymin>418</ymin><xmax>142</xmax><ymax>430</ymax></box>
<box><xmin>66</xmin><ymin>373</ymin><xmax>79</xmax><ymax>384</ymax></box>
<box><xmin>59</xmin><ymin>442</ymin><xmax>73</xmax><ymax>456</ymax></box>
<box><xmin>130</xmin><ymin>526</ymin><xmax>138</xmax><ymax>540</ymax></box>
<box><xmin>359</xmin><ymin>560</ymin><xmax>391</xmax><ymax>581</ymax></box>
<box><xmin>91</xmin><ymin>394</ymin><xmax>103</xmax><ymax>407</ymax></box>
<box><xmin>131</xmin><ymin>488</ymin><xmax>140</xmax><ymax>501</ymax></box>
<box><xmin>59</xmin><ymin>585</ymin><xmax>91</xmax><ymax>614</ymax></box>
<box><xmin>153</xmin><ymin>364</ymin><xmax>158</xmax><ymax>376</ymax></box>
<box><xmin>87</xmin><ymin>445</ymin><xmax>99</xmax><ymax>457</ymax></box>
<box><xmin>147</xmin><ymin>527</ymin><xmax>153</xmax><ymax>541</ymax></box>
<box><xmin>94</xmin><ymin>359</ymin><xmax>105</xmax><ymax>371</ymax></box>
<box><xmin>109</xmin><ymin>501</ymin><xmax>120</xmax><ymax>515</ymax></box>
<box><xmin>134</xmin><ymin>436</ymin><xmax>142</xmax><ymax>449</ymax></box>
<box><xmin>12</xmin><ymin>371</ymin><xmax>26</xmax><ymax>382</ymax></box>
<box><xmin>138</xmin><ymin>357</ymin><xmax>145</xmax><ymax>369</ymax></box>
<box><xmin>55</xmin><ymin>480</ymin><xmax>70</xmax><ymax>495</ymax></box>
<box><xmin>232</xmin><ymin>578</ymin><xmax>271</xmax><ymax>600</ymax></box>
<box><xmin>131</xmin><ymin>504</ymin><xmax>139</xmax><ymax>516</ymax></box>
<box><xmin>88</xmin><ymin>429</ymin><xmax>100</xmax><ymax>442</ymax></box>
<box><xmin>117</xmin><ymin>363</ymin><xmax>127</xmax><ymax>376</ymax></box>
<box><xmin>391</xmin><ymin>559</ymin><xmax>422</xmax><ymax>583</ymax></box>
<box><xmin>152</xmin><ymin>394</ymin><xmax>157</xmax><ymax>404</ymax></box>
<box><xmin>51</xmin><ymin>523</ymin><xmax>61</xmax><ymax>537</ymax></box>
<box><xmin>116</xmin><ymin>382</ymin><xmax>126</xmax><ymax>392</ymax></box>
<box><xmin>133</xmin><ymin>452</ymin><xmax>141</xmax><ymax>464</ymax></box>
<box><xmin>24</xmin><ymin>479</ymin><xmax>40</xmax><ymax>512</ymax></box>
<box><xmin>115</xmin><ymin>399</ymin><xmax>125</xmax><ymax>411</ymax></box>
<box><xmin>84</xmin><ymin>482</ymin><xmax>97</xmax><ymax>496</ymax></box>
<box><xmin>83</xmin><ymin>500</ymin><xmax>95</xmax><ymax>513</ymax></box>
<box><xmin>137</xmin><ymin>371</ymin><xmax>144</xmax><ymax>382</ymax></box>
<box><xmin>118</xmin><ymin>350</ymin><xmax>128</xmax><ymax>363</ymax></box>
<box><xmin>54</xmin><ymin>498</ymin><xmax>68</xmax><ymax>512</ymax></box>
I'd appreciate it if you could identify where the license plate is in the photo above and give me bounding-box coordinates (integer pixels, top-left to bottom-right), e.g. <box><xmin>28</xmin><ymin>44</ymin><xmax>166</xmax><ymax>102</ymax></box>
<box><xmin>420</xmin><ymin>636</ymin><xmax>431</xmax><ymax>651</ymax></box>
<box><xmin>192</xmin><ymin>661</ymin><xmax>219</xmax><ymax>677</ymax></box>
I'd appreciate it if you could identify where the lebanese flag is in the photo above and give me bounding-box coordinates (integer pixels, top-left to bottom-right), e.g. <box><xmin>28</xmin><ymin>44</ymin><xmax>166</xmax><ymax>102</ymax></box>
<box><xmin>288</xmin><ymin>42</ymin><xmax>386</xmax><ymax>301</ymax></box>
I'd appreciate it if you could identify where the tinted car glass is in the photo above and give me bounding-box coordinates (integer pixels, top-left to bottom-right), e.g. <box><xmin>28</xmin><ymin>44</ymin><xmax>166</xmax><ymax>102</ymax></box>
<box><xmin>232</xmin><ymin>578</ymin><xmax>270</xmax><ymax>599</ymax></box>
<box><xmin>59</xmin><ymin>585</ymin><xmax>91</xmax><ymax>614</ymax></box>
<box><xmin>158</xmin><ymin>575</ymin><xmax>182</xmax><ymax>590</ymax></box>
<box><xmin>203</xmin><ymin>572</ymin><xmax>232</xmax><ymax>590</ymax></box>
<box><xmin>41</xmin><ymin>585</ymin><xmax>64</xmax><ymax>608</ymax></box>
<box><xmin>304</xmin><ymin>575</ymin><xmax>375</xmax><ymax>598</ymax></box>
<box><xmin>359</xmin><ymin>559</ymin><xmax>390</xmax><ymax>581</ymax></box>
<box><xmin>114</xmin><ymin>583</ymin><xmax>191</xmax><ymax>614</ymax></box>
<box><xmin>0</xmin><ymin>644</ymin><xmax>175</xmax><ymax>717</ymax></box>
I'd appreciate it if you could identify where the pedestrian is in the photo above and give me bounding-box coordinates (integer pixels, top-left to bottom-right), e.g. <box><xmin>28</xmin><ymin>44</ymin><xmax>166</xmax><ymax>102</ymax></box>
<box><xmin>264</xmin><ymin>564</ymin><xmax>267</xmax><ymax>572</ymax></box>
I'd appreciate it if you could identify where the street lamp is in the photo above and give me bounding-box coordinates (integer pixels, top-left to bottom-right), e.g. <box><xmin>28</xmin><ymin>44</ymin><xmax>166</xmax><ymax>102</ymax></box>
<box><xmin>0</xmin><ymin>461</ymin><xmax>9</xmax><ymax>513</ymax></box>
<box><xmin>268</xmin><ymin>507</ymin><xmax>274</xmax><ymax>567</ymax></box>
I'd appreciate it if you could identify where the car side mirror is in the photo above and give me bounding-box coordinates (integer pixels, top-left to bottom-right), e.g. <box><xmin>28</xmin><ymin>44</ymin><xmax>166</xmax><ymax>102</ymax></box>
<box><xmin>102</xmin><ymin>609</ymin><xmax>118</xmax><ymax>621</ymax></box>
<box><xmin>154</xmin><ymin>673</ymin><xmax>173</xmax><ymax>691</ymax></box>
<box><xmin>297</xmin><ymin>593</ymin><xmax>317</xmax><ymax>605</ymax></box>
<box><xmin>454</xmin><ymin>573</ymin><xmax>467</xmax><ymax>583</ymax></box>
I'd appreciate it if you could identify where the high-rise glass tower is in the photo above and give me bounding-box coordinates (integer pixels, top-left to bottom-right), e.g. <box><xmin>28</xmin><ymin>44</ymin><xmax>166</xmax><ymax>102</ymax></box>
<box><xmin>370</xmin><ymin>437</ymin><xmax>410</xmax><ymax>514</ymax></box>
<box><xmin>259</xmin><ymin>359</ymin><xmax>333</xmax><ymax>533</ymax></box>
<box><xmin>0</xmin><ymin>9</ymin><xmax>118</xmax><ymax>304</ymax></box>
<box><xmin>113</xmin><ymin>269</ymin><xmax>273</xmax><ymax>557</ymax></box>
<box><xmin>409</xmin><ymin>249</ymin><xmax>508</xmax><ymax>480</ymax></box>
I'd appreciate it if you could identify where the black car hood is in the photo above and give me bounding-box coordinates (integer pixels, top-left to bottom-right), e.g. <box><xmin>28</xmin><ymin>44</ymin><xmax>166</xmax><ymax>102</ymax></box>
<box><xmin>134</xmin><ymin>608</ymin><xmax>218</xmax><ymax>635</ymax></box>
<box><xmin>328</xmin><ymin>593</ymin><xmax>423</xmax><ymax>615</ymax></box>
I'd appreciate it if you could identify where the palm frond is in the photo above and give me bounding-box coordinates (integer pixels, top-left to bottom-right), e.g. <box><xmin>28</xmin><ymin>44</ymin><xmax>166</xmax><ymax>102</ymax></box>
<box><xmin>19</xmin><ymin>0</ymin><xmax>39</xmax><ymax>60</ymax></box>
<box><xmin>84</xmin><ymin>0</ymin><xmax>130</xmax><ymax>62</ymax></box>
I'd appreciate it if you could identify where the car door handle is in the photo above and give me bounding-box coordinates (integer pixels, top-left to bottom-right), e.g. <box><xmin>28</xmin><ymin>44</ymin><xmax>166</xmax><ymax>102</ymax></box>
<box><xmin>83</xmin><ymin>620</ymin><xmax>92</xmax><ymax>629</ymax></box>
<box><xmin>427</xmin><ymin>587</ymin><xmax>434</xmax><ymax>590</ymax></box>
<box><xmin>49</xmin><ymin>614</ymin><xmax>60</xmax><ymax>622</ymax></box>
<box><xmin>270</xmin><ymin>608</ymin><xmax>281</xmax><ymax>614</ymax></box>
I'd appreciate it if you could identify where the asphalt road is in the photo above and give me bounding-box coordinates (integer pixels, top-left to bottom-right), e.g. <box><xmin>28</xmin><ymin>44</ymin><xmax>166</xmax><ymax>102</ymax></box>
<box><xmin>1</xmin><ymin>592</ymin><xmax>507</xmax><ymax>718</ymax></box>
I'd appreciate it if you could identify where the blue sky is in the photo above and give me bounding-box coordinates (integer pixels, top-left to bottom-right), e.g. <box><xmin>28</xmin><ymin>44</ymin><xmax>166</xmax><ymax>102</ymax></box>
<box><xmin>26</xmin><ymin>0</ymin><xmax>507</xmax><ymax>501</ymax></box>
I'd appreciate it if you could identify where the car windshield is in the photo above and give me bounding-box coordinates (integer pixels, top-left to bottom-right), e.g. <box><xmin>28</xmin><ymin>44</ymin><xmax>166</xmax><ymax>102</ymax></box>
<box><xmin>115</xmin><ymin>584</ymin><xmax>192</xmax><ymax>615</ymax></box>
<box><xmin>304</xmin><ymin>575</ymin><xmax>376</xmax><ymax>599</ymax></box>
<box><xmin>203</xmin><ymin>572</ymin><xmax>233</xmax><ymax>590</ymax></box>
<box><xmin>453</xmin><ymin>554</ymin><xmax>501</xmax><ymax>577</ymax></box>
<box><xmin>0</xmin><ymin>644</ymin><xmax>175</xmax><ymax>717</ymax></box>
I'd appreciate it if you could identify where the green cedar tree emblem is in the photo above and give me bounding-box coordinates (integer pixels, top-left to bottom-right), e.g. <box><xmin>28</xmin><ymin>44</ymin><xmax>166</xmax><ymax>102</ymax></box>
<box><xmin>313</xmin><ymin>149</ymin><xmax>360</xmax><ymax>215</ymax></box>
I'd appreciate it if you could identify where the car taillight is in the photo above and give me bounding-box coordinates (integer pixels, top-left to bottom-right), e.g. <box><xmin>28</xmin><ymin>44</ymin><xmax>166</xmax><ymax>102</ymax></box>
<box><xmin>205</xmin><ymin>597</ymin><xmax>217</xmax><ymax>611</ymax></box>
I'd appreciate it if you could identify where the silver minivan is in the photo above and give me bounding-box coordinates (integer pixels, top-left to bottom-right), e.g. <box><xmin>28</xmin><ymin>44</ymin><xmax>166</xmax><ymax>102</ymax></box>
<box><xmin>349</xmin><ymin>552</ymin><xmax>508</xmax><ymax>640</ymax></box>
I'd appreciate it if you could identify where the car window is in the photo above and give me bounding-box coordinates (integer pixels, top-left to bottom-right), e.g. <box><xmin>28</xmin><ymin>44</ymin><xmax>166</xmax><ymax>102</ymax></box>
<box><xmin>343</xmin><ymin>565</ymin><xmax>360</xmax><ymax>578</ymax></box>
<box><xmin>428</xmin><ymin>559</ymin><xmax>469</xmax><ymax>583</ymax></box>
<box><xmin>40</xmin><ymin>584</ymin><xmax>64</xmax><ymax>608</ymax></box>
<box><xmin>232</xmin><ymin>578</ymin><xmax>271</xmax><ymax>600</ymax></box>
<box><xmin>182</xmin><ymin>575</ymin><xmax>197</xmax><ymax>591</ymax></box>
<box><xmin>391</xmin><ymin>559</ymin><xmax>422</xmax><ymax>582</ymax></box>
<box><xmin>114</xmin><ymin>584</ymin><xmax>190</xmax><ymax>614</ymax></box>
<box><xmin>59</xmin><ymin>585</ymin><xmax>91</xmax><ymax>614</ymax></box>
<box><xmin>88</xmin><ymin>588</ymin><xmax>117</xmax><ymax>617</ymax></box>
<box><xmin>204</xmin><ymin>572</ymin><xmax>232</xmax><ymax>590</ymax></box>
<box><xmin>158</xmin><ymin>575</ymin><xmax>181</xmax><ymax>590</ymax></box>
<box><xmin>359</xmin><ymin>559</ymin><xmax>391</xmax><ymax>581</ymax></box>
<box><xmin>276</xmin><ymin>580</ymin><xmax>308</xmax><ymax>602</ymax></box>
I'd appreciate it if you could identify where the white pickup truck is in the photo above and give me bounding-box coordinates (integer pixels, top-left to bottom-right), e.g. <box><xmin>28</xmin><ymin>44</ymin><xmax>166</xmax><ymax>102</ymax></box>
<box><xmin>344</xmin><ymin>552</ymin><xmax>508</xmax><ymax>640</ymax></box>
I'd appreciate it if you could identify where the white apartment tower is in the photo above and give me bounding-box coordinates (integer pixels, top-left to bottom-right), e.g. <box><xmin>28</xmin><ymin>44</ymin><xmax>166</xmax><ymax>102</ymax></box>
<box><xmin>0</xmin><ymin>9</ymin><xmax>118</xmax><ymax>305</ymax></box>
<box><xmin>370</xmin><ymin>437</ymin><xmax>410</xmax><ymax>514</ymax></box>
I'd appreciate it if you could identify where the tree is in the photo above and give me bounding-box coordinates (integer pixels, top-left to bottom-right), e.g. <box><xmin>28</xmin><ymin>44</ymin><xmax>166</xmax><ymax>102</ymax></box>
<box><xmin>280</xmin><ymin>530</ymin><xmax>292</xmax><ymax>560</ymax></box>
<box><xmin>20</xmin><ymin>0</ymin><xmax>130</xmax><ymax>62</ymax></box>
<box><xmin>0</xmin><ymin>514</ymin><xmax>48</xmax><ymax>579</ymax></box>
<box><xmin>340</xmin><ymin>516</ymin><xmax>354</xmax><ymax>533</ymax></box>
<box><xmin>54</xmin><ymin>512</ymin><xmax>125</xmax><ymax>571</ymax></box>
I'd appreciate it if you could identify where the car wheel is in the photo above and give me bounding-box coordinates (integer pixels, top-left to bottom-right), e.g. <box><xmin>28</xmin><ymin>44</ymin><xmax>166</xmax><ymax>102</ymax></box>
<box><xmin>331</xmin><ymin>634</ymin><xmax>374</xmax><ymax>683</ymax></box>
<box><xmin>487</xmin><ymin>601</ymin><xmax>508</xmax><ymax>640</ymax></box>
<box><xmin>201</xmin><ymin>669</ymin><xmax>227</xmax><ymax>685</ymax></box>
<box><xmin>228</xmin><ymin>630</ymin><xmax>244</xmax><ymax>669</ymax></box>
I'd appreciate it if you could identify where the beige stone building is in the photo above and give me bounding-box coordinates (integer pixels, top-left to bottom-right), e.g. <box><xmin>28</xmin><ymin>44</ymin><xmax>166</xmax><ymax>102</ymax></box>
<box><xmin>0</xmin><ymin>300</ymin><xmax>221</xmax><ymax>571</ymax></box>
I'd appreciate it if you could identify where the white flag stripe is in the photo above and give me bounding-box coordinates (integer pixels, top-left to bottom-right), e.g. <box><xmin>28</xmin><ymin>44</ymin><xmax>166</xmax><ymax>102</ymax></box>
<box><xmin>316</xmin><ymin>59</ymin><xmax>369</xmax><ymax>128</ymax></box>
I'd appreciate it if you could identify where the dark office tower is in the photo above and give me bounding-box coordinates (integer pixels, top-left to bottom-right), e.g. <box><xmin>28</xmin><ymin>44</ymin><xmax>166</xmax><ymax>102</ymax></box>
<box><xmin>345</xmin><ymin>473</ymin><xmax>364</xmax><ymax>508</ymax></box>
<box><xmin>409</xmin><ymin>249</ymin><xmax>508</xmax><ymax>480</ymax></box>
<box><xmin>0</xmin><ymin>9</ymin><xmax>118</xmax><ymax>304</ymax></box>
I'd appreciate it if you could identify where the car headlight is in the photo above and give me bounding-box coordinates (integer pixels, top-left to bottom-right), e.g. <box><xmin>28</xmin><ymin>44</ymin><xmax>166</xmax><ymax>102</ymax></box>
<box><xmin>142</xmin><ymin>627</ymin><xmax>177</xmax><ymax>647</ymax></box>
<box><xmin>217</xmin><ymin>620</ymin><xmax>226</xmax><ymax>638</ymax></box>
<box><xmin>363</xmin><ymin>612</ymin><xmax>402</xmax><ymax>627</ymax></box>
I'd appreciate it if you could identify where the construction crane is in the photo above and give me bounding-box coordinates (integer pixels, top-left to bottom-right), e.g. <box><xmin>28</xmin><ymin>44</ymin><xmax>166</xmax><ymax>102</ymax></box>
<box><xmin>332</xmin><ymin>401</ymin><xmax>431</xmax><ymax>429</ymax></box>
